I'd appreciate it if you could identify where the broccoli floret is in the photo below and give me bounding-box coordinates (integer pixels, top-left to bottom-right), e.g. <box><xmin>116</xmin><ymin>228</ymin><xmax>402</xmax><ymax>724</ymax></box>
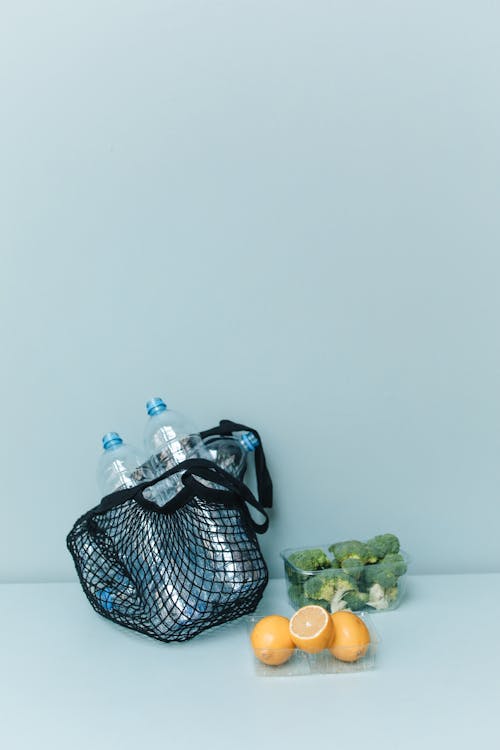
<box><xmin>366</xmin><ymin>583</ymin><xmax>399</xmax><ymax>610</ymax></box>
<box><xmin>285</xmin><ymin>549</ymin><xmax>331</xmax><ymax>586</ymax></box>
<box><xmin>340</xmin><ymin>558</ymin><xmax>365</xmax><ymax>581</ymax></box>
<box><xmin>303</xmin><ymin>572</ymin><xmax>332</xmax><ymax>601</ymax></box>
<box><xmin>328</xmin><ymin>540</ymin><xmax>370</xmax><ymax>564</ymax></box>
<box><xmin>363</xmin><ymin>564</ymin><xmax>398</xmax><ymax>590</ymax></box>
<box><xmin>383</xmin><ymin>552</ymin><xmax>407</xmax><ymax>577</ymax></box>
<box><xmin>288</xmin><ymin>584</ymin><xmax>330</xmax><ymax>610</ymax></box>
<box><xmin>363</xmin><ymin>549</ymin><xmax>406</xmax><ymax>591</ymax></box>
<box><xmin>363</xmin><ymin>549</ymin><xmax>405</xmax><ymax>610</ymax></box>
<box><xmin>287</xmin><ymin>549</ymin><xmax>332</xmax><ymax>572</ymax></box>
<box><xmin>365</xmin><ymin>533</ymin><xmax>400</xmax><ymax>561</ymax></box>
<box><xmin>304</xmin><ymin>570</ymin><xmax>356</xmax><ymax>612</ymax></box>
<box><xmin>342</xmin><ymin>590</ymin><xmax>369</xmax><ymax>611</ymax></box>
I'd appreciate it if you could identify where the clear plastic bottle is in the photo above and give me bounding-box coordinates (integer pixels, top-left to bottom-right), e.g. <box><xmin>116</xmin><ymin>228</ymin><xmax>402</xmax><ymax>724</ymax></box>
<box><xmin>96</xmin><ymin>432</ymin><xmax>152</xmax><ymax>496</ymax></box>
<box><xmin>143</xmin><ymin>398</ymin><xmax>212</xmax><ymax>500</ymax></box>
<box><xmin>203</xmin><ymin>432</ymin><xmax>259</xmax><ymax>480</ymax></box>
<box><xmin>143</xmin><ymin>401</ymin><xmax>253</xmax><ymax>602</ymax></box>
<box><xmin>95</xmin><ymin>432</ymin><xmax>155</xmax><ymax>616</ymax></box>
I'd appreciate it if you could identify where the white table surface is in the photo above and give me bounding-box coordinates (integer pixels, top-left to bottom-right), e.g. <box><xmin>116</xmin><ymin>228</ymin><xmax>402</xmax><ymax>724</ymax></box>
<box><xmin>1</xmin><ymin>575</ymin><xmax>499</xmax><ymax>749</ymax></box>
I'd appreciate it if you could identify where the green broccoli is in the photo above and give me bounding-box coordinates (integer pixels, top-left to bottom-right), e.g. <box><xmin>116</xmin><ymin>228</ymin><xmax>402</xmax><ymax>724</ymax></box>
<box><xmin>342</xmin><ymin>590</ymin><xmax>369</xmax><ymax>611</ymax></box>
<box><xmin>362</xmin><ymin>550</ymin><xmax>405</xmax><ymax>610</ymax></box>
<box><xmin>287</xmin><ymin>548</ymin><xmax>331</xmax><ymax>572</ymax></box>
<box><xmin>363</xmin><ymin>564</ymin><xmax>398</xmax><ymax>590</ymax></box>
<box><xmin>285</xmin><ymin>549</ymin><xmax>331</xmax><ymax>586</ymax></box>
<box><xmin>328</xmin><ymin>540</ymin><xmax>370</xmax><ymax>564</ymax></box>
<box><xmin>383</xmin><ymin>552</ymin><xmax>407</xmax><ymax>577</ymax></box>
<box><xmin>366</xmin><ymin>582</ymin><xmax>399</xmax><ymax>610</ymax></box>
<box><xmin>286</xmin><ymin>537</ymin><xmax>405</xmax><ymax>612</ymax></box>
<box><xmin>365</xmin><ymin>533</ymin><xmax>400</xmax><ymax>562</ymax></box>
<box><xmin>340</xmin><ymin>558</ymin><xmax>364</xmax><ymax>581</ymax></box>
<box><xmin>288</xmin><ymin>584</ymin><xmax>330</xmax><ymax>610</ymax></box>
<box><xmin>304</xmin><ymin>570</ymin><xmax>356</xmax><ymax>612</ymax></box>
<box><xmin>286</xmin><ymin>584</ymin><xmax>310</xmax><ymax>608</ymax></box>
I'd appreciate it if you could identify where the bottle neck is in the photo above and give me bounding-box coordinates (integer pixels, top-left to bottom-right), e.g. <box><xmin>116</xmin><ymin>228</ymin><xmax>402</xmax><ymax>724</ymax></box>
<box><xmin>240</xmin><ymin>432</ymin><xmax>259</xmax><ymax>452</ymax></box>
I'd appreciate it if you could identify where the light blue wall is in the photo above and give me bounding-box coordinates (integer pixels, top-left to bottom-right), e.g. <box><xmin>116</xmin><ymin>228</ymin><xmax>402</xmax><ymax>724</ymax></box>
<box><xmin>1</xmin><ymin>1</ymin><xmax>499</xmax><ymax>581</ymax></box>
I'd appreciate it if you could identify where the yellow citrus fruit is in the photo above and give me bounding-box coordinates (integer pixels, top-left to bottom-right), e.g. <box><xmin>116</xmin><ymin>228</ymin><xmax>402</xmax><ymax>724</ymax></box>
<box><xmin>289</xmin><ymin>605</ymin><xmax>334</xmax><ymax>654</ymax></box>
<box><xmin>250</xmin><ymin>615</ymin><xmax>295</xmax><ymax>666</ymax></box>
<box><xmin>329</xmin><ymin>610</ymin><xmax>371</xmax><ymax>662</ymax></box>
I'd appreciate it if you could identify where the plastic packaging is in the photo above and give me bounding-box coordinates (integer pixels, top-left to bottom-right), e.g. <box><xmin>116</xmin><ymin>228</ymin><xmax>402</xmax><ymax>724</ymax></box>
<box><xmin>281</xmin><ymin>544</ymin><xmax>409</xmax><ymax>614</ymax></box>
<box><xmin>203</xmin><ymin>432</ymin><xmax>259</xmax><ymax>480</ymax></box>
<box><xmin>144</xmin><ymin>397</ymin><xmax>212</xmax><ymax>501</ymax></box>
<box><xmin>94</xmin><ymin>433</ymin><xmax>155</xmax><ymax>616</ymax></box>
<box><xmin>248</xmin><ymin>612</ymin><xmax>379</xmax><ymax>677</ymax></box>
<box><xmin>96</xmin><ymin>432</ymin><xmax>153</xmax><ymax>496</ymax></box>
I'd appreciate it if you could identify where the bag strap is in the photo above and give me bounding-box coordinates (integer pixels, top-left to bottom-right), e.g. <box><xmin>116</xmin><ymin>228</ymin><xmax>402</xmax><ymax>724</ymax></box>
<box><xmin>91</xmin><ymin>458</ymin><xmax>269</xmax><ymax>534</ymax></box>
<box><xmin>180</xmin><ymin>462</ymin><xmax>269</xmax><ymax>534</ymax></box>
<box><xmin>199</xmin><ymin>420</ymin><xmax>273</xmax><ymax>509</ymax></box>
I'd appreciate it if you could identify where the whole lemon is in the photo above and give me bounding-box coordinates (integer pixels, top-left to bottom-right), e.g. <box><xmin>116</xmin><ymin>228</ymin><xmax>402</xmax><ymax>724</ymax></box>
<box><xmin>329</xmin><ymin>611</ymin><xmax>371</xmax><ymax>662</ymax></box>
<box><xmin>251</xmin><ymin>615</ymin><xmax>295</xmax><ymax>666</ymax></box>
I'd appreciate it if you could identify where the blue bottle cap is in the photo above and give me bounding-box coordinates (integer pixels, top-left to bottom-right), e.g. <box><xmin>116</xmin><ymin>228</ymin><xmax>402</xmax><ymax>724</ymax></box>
<box><xmin>102</xmin><ymin>432</ymin><xmax>123</xmax><ymax>450</ymax></box>
<box><xmin>95</xmin><ymin>587</ymin><xmax>114</xmax><ymax>611</ymax></box>
<box><xmin>146</xmin><ymin>397</ymin><xmax>167</xmax><ymax>416</ymax></box>
<box><xmin>241</xmin><ymin>431</ymin><xmax>259</xmax><ymax>452</ymax></box>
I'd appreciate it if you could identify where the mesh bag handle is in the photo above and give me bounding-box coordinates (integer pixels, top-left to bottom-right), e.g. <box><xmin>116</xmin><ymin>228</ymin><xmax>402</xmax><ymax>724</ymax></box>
<box><xmin>200</xmin><ymin>419</ymin><xmax>273</xmax><ymax>509</ymax></box>
<box><xmin>179</xmin><ymin>460</ymin><xmax>269</xmax><ymax>534</ymax></box>
<box><xmin>90</xmin><ymin>457</ymin><xmax>269</xmax><ymax>534</ymax></box>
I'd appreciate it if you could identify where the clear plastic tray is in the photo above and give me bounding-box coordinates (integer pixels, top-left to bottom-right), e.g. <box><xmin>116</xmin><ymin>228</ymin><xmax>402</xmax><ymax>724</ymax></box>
<box><xmin>247</xmin><ymin>612</ymin><xmax>379</xmax><ymax>677</ymax></box>
<box><xmin>281</xmin><ymin>543</ymin><xmax>409</xmax><ymax>614</ymax></box>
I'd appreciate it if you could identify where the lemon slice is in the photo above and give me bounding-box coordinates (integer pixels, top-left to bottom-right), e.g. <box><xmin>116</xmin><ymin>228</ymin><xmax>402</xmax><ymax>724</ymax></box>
<box><xmin>289</xmin><ymin>605</ymin><xmax>334</xmax><ymax>654</ymax></box>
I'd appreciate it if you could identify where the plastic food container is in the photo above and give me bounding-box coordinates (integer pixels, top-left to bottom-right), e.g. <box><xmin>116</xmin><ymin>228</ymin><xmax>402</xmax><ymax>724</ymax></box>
<box><xmin>281</xmin><ymin>544</ymin><xmax>409</xmax><ymax>614</ymax></box>
<box><xmin>248</xmin><ymin>612</ymin><xmax>379</xmax><ymax>677</ymax></box>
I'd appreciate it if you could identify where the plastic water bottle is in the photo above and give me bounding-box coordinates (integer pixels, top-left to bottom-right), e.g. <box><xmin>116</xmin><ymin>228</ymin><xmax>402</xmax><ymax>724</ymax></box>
<box><xmin>143</xmin><ymin>399</ymin><xmax>249</xmax><ymax>602</ymax></box>
<box><xmin>94</xmin><ymin>433</ymin><xmax>155</xmax><ymax>616</ymax></box>
<box><xmin>96</xmin><ymin>432</ymin><xmax>153</xmax><ymax>496</ymax></box>
<box><xmin>204</xmin><ymin>432</ymin><xmax>259</xmax><ymax>480</ymax></box>
<box><xmin>144</xmin><ymin>398</ymin><xmax>212</xmax><ymax>500</ymax></box>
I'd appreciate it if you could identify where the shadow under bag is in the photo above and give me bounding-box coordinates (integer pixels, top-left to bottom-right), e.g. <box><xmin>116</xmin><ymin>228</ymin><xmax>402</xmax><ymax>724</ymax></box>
<box><xmin>67</xmin><ymin>420</ymin><xmax>272</xmax><ymax>642</ymax></box>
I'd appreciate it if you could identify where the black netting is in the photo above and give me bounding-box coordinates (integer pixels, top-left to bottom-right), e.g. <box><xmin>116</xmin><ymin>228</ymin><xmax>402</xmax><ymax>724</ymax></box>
<box><xmin>67</xmin><ymin>446</ymin><xmax>271</xmax><ymax>643</ymax></box>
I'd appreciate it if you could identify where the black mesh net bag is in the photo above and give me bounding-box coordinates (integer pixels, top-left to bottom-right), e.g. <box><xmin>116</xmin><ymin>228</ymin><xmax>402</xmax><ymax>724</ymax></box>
<box><xmin>67</xmin><ymin>420</ymin><xmax>272</xmax><ymax>642</ymax></box>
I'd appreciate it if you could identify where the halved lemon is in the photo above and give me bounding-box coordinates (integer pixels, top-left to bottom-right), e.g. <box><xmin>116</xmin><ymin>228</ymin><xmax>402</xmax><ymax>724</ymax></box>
<box><xmin>289</xmin><ymin>605</ymin><xmax>334</xmax><ymax>654</ymax></box>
